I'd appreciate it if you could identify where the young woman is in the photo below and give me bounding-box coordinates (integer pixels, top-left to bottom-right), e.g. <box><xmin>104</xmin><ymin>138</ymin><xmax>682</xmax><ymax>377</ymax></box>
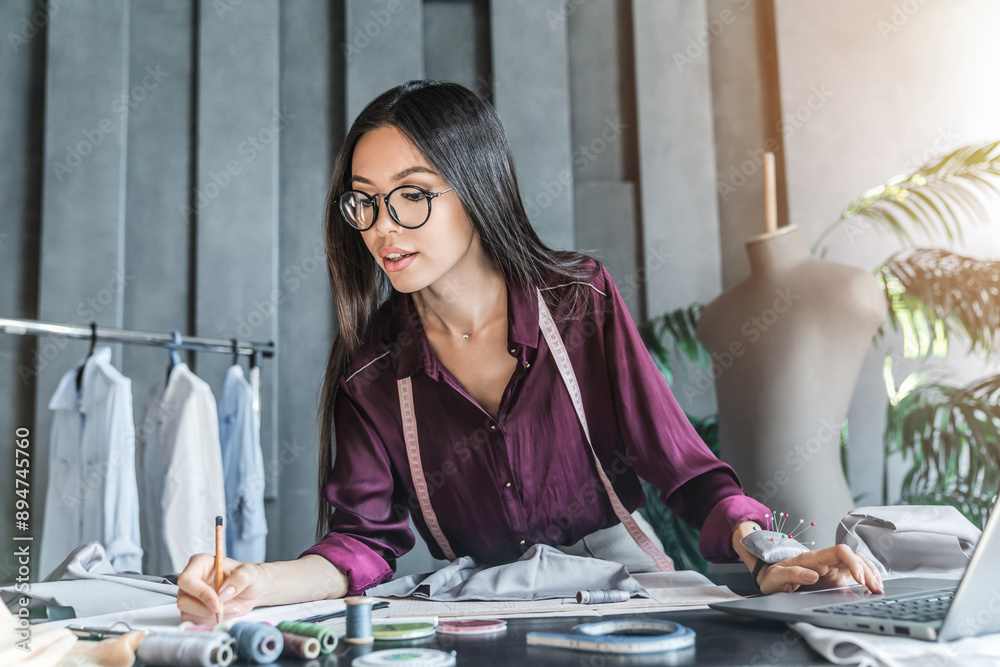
<box><xmin>177</xmin><ymin>81</ymin><xmax>882</xmax><ymax>624</ymax></box>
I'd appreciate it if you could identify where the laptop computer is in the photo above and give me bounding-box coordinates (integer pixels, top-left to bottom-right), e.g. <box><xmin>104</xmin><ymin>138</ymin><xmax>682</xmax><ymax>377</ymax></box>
<box><xmin>709</xmin><ymin>500</ymin><xmax>1000</xmax><ymax>641</ymax></box>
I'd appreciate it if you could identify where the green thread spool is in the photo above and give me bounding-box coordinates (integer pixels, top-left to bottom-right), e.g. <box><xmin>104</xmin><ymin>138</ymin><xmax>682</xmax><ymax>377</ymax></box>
<box><xmin>276</xmin><ymin>621</ymin><xmax>339</xmax><ymax>654</ymax></box>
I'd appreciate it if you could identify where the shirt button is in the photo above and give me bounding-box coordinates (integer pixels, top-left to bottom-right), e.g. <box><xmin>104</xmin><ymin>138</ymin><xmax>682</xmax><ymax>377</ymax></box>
<box><xmin>509</xmin><ymin>348</ymin><xmax>516</xmax><ymax>355</ymax></box>
<box><xmin>519</xmin><ymin>539</ymin><xmax>525</xmax><ymax>546</ymax></box>
<box><xmin>525</xmin><ymin>362</ymin><xmax>530</xmax><ymax>368</ymax></box>
<box><xmin>490</xmin><ymin>424</ymin><xmax>497</xmax><ymax>431</ymax></box>
<box><xmin>505</xmin><ymin>482</ymin><xmax>511</xmax><ymax>488</ymax></box>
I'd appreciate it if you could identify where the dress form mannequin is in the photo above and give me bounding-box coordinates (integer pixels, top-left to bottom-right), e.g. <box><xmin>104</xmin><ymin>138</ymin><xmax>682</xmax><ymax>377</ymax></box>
<box><xmin>696</xmin><ymin>225</ymin><xmax>885</xmax><ymax>546</ymax></box>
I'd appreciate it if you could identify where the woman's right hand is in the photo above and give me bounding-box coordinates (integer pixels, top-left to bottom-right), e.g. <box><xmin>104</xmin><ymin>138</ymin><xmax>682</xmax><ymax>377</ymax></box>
<box><xmin>176</xmin><ymin>553</ymin><xmax>268</xmax><ymax>625</ymax></box>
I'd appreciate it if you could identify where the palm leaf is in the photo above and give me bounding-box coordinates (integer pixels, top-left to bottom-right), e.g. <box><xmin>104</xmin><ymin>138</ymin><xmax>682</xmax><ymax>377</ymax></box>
<box><xmin>875</xmin><ymin>248</ymin><xmax>1000</xmax><ymax>358</ymax></box>
<box><xmin>884</xmin><ymin>366</ymin><xmax>1000</xmax><ymax>528</ymax></box>
<box><xmin>638</xmin><ymin>304</ymin><xmax>709</xmax><ymax>386</ymax></box>
<box><xmin>813</xmin><ymin>140</ymin><xmax>1000</xmax><ymax>254</ymax></box>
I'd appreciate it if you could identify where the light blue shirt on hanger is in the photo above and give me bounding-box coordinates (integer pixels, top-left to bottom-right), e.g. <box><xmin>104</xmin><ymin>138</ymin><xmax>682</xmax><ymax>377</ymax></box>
<box><xmin>41</xmin><ymin>347</ymin><xmax>143</xmax><ymax>577</ymax></box>
<box><xmin>218</xmin><ymin>364</ymin><xmax>268</xmax><ymax>563</ymax></box>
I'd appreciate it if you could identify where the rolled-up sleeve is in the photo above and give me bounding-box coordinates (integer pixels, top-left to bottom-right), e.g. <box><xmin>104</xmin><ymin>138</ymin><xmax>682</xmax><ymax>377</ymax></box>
<box><xmin>599</xmin><ymin>268</ymin><xmax>769</xmax><ymax>562</ymax></box>
<box><xmin>299</xmin><ymin>381</ymin><xmax>415</xmax><ymax>595</ymax></box>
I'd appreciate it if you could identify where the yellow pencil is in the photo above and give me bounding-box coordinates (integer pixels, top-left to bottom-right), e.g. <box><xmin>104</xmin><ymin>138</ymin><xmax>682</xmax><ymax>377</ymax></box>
<box><xmin>215</xmin><ymin>516</ymin><xmax>224</xmax><ymax>623</ymax></box>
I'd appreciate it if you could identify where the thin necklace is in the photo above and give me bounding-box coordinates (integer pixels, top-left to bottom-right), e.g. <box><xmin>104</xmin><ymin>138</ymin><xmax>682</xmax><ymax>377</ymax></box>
<box><xmin>461</xmin><ymin>293</ymin><xmax>505</xmax><ymax>340</ymax></box>
<box><xmin>419</xmin><ymin>276</ymin><xmax>504</xmax><ymax>341</ymax></box>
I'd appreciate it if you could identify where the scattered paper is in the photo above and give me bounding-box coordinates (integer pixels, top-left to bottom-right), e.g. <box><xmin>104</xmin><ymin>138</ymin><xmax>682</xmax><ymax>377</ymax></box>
<box><xmin>368</xmin><ymin>580</ymin><xmax>742</xmax><ymax>621</ymax></box>
<box><xmin>38</xmin><ymin>598</ymin><xmax>348</xmax><ymax>633</ymax></box>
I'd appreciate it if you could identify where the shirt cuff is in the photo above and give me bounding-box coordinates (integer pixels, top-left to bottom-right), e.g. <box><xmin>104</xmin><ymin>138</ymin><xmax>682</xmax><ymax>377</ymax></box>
<box><xmin>698</xmin><ymin>494</ymin><xmax>771</xmax><ymax>563</ymax></box>
<box><xmin>300</xmin><ymin>533</ymin><xmax>394</xmax><ymax>596</ymax></box>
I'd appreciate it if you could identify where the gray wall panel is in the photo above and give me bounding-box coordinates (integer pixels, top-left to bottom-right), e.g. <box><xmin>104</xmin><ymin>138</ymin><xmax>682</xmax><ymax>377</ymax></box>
<box><xmin>490</xmin><ymin>0</ymin><xmax>574</xmax><ymax>251</ymax></box>
<box><xmin>345</xmin><ymin>0</ymin><xmax>424</xmax><ymax>124</ymax></box>
<box><xmin>33</xmin><ymin>0</ymin><xmax>130</xmax><ymax>576</ymax></box>
<box><xmin>122</xmin><ymin>0</ymin><xmax>194</xmax><ymax>426</ymax></box>
<box><xmin>0</xmin><ymin>0</ymin><xmax>44</xmax><ymax>585</ymax></box>
<box><xmin>574</xmin><ymin>182</ymin><xmax>639</xmax><ymax>319</ymax></box>
<box><xmin>632</xmin><ymin>0</ymin><xmax>722</xmax><ymax>316</ymax></box>
<box><xmin>195</xmin><ymin>0</ymin><xmax>280</xmax><ymax>499</ymax></box>
<box><xmin>567</xmin><ymin>0</ymin><xmax>626</xmax><ymax>184</ymax></box>
<box><xmin>275</xmin><ymin>0</ymin><xmax>338</xmax><ymax>561</ymax></box>
<box><xmin>424</xmin><ymin>0</ymin><xmax>490</xmax><ymax>93</ymax></box>
<box><xmin>706</xmin><ymin>0</ymin><xmax>772</xmax><ymax>291</ymax></box>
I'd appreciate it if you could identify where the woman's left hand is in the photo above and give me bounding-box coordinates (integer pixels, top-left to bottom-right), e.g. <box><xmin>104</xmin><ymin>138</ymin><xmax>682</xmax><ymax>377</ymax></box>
<box><xmin>757</xmin><ymin>544</ymin><xmax>884</xmax><ymax>595</ymax></box>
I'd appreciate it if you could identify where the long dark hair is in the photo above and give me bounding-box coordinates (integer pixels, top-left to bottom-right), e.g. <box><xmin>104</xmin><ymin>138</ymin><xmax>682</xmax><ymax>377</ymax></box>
<box><xmin>317</xmin><ymin>80</ymin><xmax>598</xmax><ymax>540</ymax></box>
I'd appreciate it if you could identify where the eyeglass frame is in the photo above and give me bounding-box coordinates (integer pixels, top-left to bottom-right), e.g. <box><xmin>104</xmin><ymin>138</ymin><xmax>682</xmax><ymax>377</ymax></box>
<box><xmin>338</xmin><ymin>185</ymin><xmax>455</xmax><ymax>231</ymax></box>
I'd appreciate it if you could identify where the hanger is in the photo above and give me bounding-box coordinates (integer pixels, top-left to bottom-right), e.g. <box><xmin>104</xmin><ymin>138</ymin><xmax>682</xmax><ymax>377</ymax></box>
<box><xmin>231</xmin><ymin>338</ymin><xmax>240</xmax><ymax>367</ymax></box>
<box><xmin>166</xmin><ymin>330</ymin><xmax>182</xmax><ymax>381</ymax></box>
<box><xmin>75</xmin><ymin>322</ymin><xmax>98</xmax><ymax>392</ymax></box>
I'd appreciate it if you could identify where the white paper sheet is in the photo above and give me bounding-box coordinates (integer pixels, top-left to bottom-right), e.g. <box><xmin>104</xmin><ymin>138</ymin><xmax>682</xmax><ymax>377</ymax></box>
<box><xmin>633</xmin><ymin>570</ymin><xmax>714</xmax><ymax>588</ymax></box>
<box><xmin>368</xmin><ymin>582</ymin><xmax>742</xmax><ymax>621</ymax></box>
<box><xmin>39</xmin><ymin>598</ymin><xmax>348</xmax><ymax>632</ymax></box>
<box><xmin>35</xmin><ymin>570</ymin><xmax>739</xmax><ymax>629</ymax></box>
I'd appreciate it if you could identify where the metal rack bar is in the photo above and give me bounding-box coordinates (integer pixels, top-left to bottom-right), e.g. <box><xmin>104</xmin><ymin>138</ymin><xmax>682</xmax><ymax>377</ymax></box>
<box><xmin>0</xmin><ymin>317</ymin><xmax>275</xmax><ymax>358</ymax></box>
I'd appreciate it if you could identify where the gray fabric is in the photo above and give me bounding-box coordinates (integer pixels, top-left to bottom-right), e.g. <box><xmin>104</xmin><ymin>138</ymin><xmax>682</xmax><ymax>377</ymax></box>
<box><xmin>369</xmin><ymin>544</ymin><xmax>649</xmax><ymax>601</ymax></box>
<box><xmin>836</xmin><ymin>505</ymin><xmax>980</xmax><ymax>579</ymax></box>
<box><xmin>1</xmin><ymin>542</ymin><xmax>177</xmax><ymax>619</ymax></box>
<box><xmin>556</xmin><ymin>511</ymin><xmax>671</xmax><ymax>574</ymax></box>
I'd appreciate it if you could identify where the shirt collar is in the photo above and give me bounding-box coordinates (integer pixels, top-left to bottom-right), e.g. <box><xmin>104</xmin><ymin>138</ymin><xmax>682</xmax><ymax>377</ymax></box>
<box><xmin>390</xmin><ymin>275</ymin><xmax>540</xmax><ymax>381</ymax></box>
<box><xmin>48</xmin><ymin>347</ymin><xmax>115</xmax><ymax>412</ymax></box>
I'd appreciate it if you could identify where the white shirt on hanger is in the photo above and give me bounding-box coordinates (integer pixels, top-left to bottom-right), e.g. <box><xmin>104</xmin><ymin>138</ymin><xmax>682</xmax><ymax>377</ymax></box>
<box><xmin>137</xmin><ymin>362</ymin><xmax>226</xmax><ymax>575</ymax></box>
<box><xmin>218</xmin><ymin>364</ymin><xmax>268</xmax><ymax>563</ymax></box>
<box><xmin>41</xmin><ymin>347</ymin><xmax>143</xmax><ymax>577</ymax></box>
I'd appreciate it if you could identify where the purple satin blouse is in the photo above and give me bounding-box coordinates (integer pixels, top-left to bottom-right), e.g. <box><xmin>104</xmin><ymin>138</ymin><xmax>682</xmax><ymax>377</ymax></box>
<box><xmin>301</xmin><ymin>260</ymin><xmax>769</xmax><ymax>595</ymax></box>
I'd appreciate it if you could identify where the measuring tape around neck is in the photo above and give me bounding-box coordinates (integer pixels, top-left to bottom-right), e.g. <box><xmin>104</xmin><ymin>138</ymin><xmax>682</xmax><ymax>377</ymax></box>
<box><xmin>396</xmin><ymin>288</ymin><xmax>673</xmax><ymax>572</ymax></box>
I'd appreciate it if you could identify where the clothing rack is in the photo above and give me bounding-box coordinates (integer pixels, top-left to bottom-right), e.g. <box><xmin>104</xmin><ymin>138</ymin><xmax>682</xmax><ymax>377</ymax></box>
<box><xmin>0</xmin><ymin>317</ymin><xmax>275</xmax><ymax>358</ymax></box>
<box><xmin>0</xmin><ymin>317</ymin><xmax>275</xmax><ymax>416</ymax></box>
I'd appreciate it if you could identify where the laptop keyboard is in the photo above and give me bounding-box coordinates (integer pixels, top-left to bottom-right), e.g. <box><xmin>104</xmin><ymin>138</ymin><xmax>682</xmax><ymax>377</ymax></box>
<box><xmin>815</xmin><ymin>589</ymin><xmax>955</xmax><ymax>623</ymax></box>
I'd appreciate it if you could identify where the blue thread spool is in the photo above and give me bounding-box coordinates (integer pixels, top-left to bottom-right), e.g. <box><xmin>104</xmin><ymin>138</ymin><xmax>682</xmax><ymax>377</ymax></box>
<box><xmin>344</xmin><ymin>596</ymin><xmax>376</xmax><ymax>645</ymax></box>
<box><xmin>228</xmin><ymin>622</ymin><xmax>283</xmax><ymax>664</ymax></box>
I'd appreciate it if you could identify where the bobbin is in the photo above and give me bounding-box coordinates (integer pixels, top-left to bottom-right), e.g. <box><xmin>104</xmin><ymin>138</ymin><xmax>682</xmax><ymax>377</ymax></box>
<box><xmin>344</xmin><ymin>596</ymin><xmax>377</xmax><ymax>645</ymax></box>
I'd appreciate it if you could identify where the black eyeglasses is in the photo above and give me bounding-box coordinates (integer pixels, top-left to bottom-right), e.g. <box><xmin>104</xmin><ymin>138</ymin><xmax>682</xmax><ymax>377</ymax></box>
<box><xmin>339</xmin><ymin>185</ymin><xmax>454</xmax><ymax>231</ymax></box>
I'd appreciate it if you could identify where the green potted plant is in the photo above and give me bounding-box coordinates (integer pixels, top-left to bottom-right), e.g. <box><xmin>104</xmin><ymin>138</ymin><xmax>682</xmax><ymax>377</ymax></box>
<box><xmin>815</xmin><ymin>140</ymin><xmax>1000</xmax><ymax>529</ymax></box>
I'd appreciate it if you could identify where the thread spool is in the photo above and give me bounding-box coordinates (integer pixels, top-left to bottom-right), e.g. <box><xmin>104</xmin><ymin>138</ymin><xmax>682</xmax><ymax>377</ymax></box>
<box><xmin>136</xmin><ymin>632</ymin><xmax>235</xmax><ymax>667</ymax></box>
<box><xmin>280</xmin><ymin>632</ymin><xmax>321</xmax><ymax>659</ymax></box>
<box><xmin>228</xmin><ymin>621</ymin><xmax>284</xmax><ymax>664</ymax></box>
<box><xmin>344</xmin><ymin>596</ymin><xmax>376</xmax><ymax>645</ymax></box>
<box><xmin>276</xmin><ymin>621</ymin><xmax>338</xmax><ymax>654</ymax></box>
<box><xmin>176</xmin><ymin>629</ymin><xmax>237</xmax><ymax>645</ymax></box>
<box><xmin>576</xmin><ymin>590</ymin><xmax>631</xmax><ymax>604</ymax></box>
